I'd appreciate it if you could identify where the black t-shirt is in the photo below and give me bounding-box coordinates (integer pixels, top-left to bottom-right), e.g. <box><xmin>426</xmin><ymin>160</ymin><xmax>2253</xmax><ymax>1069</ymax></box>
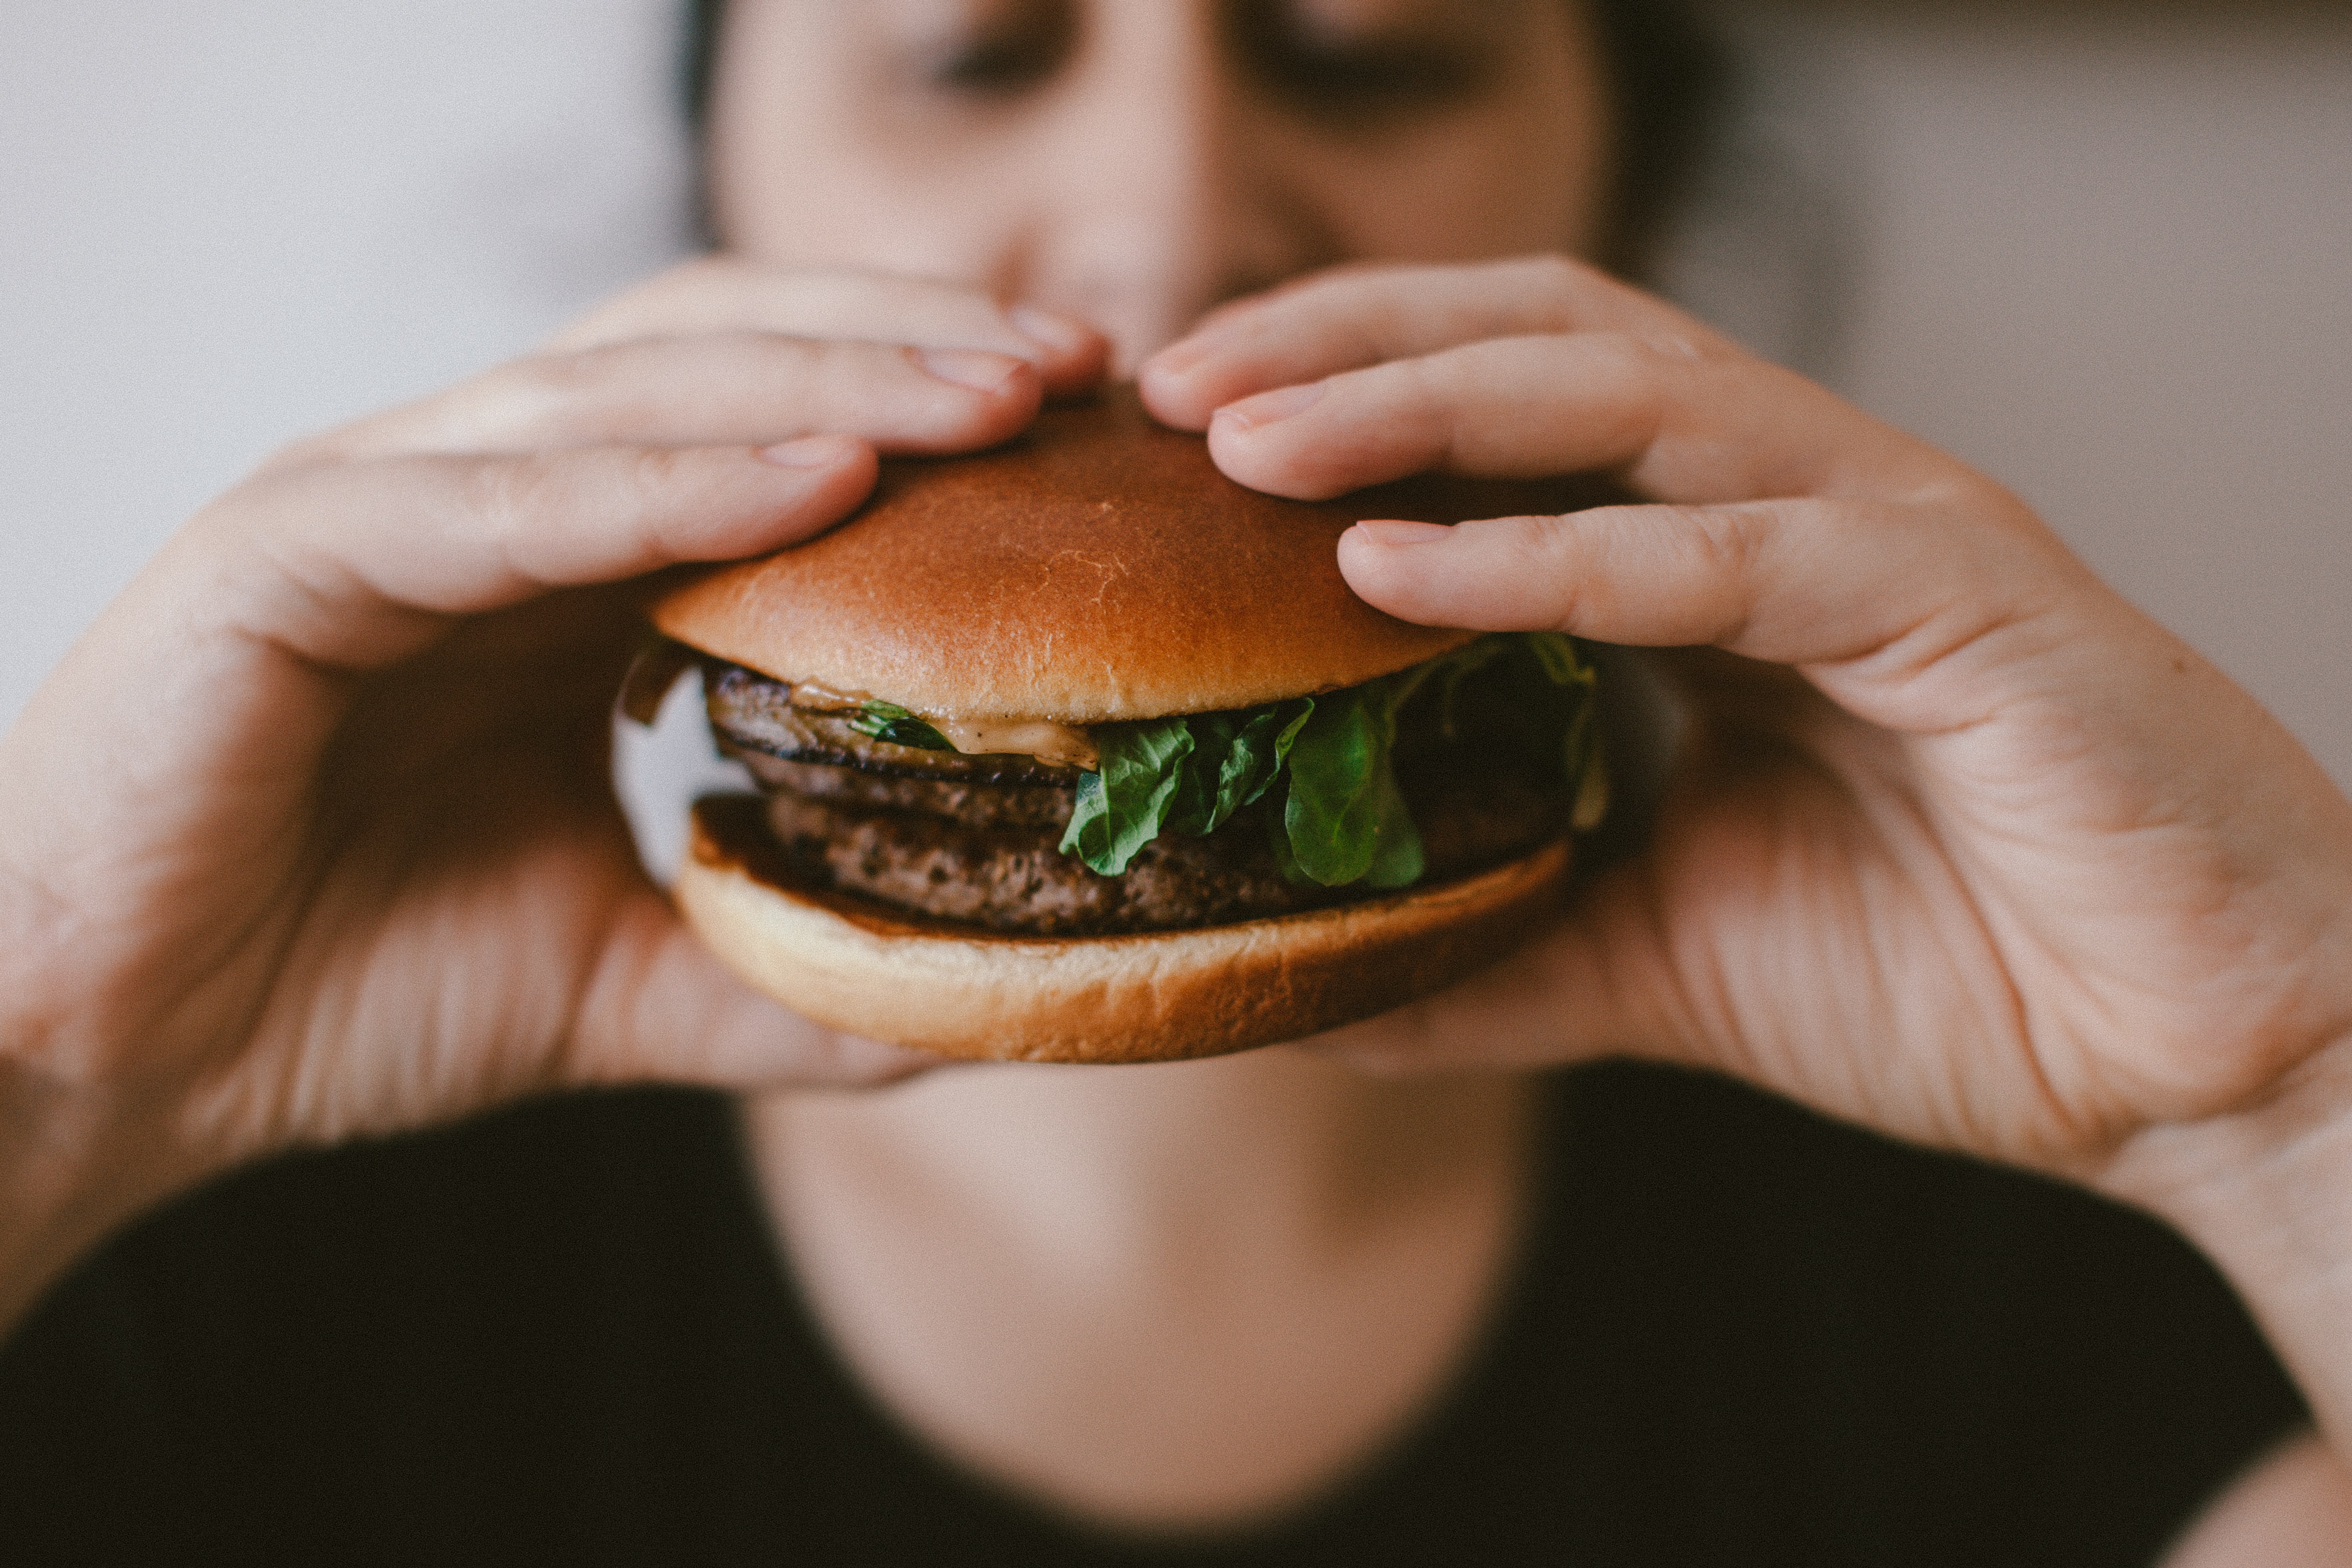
<box><xmin>0</xmin><ymin>1062</ymin><xmax>2304</xmax><ymax>1566</ymax></box>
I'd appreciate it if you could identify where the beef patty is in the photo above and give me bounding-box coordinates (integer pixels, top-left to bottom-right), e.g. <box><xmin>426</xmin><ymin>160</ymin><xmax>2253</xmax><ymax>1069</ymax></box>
<box><xmin>704</xmin><ymin>661</ymin><xmax>1565</xmax><ymax>936</ymax></box>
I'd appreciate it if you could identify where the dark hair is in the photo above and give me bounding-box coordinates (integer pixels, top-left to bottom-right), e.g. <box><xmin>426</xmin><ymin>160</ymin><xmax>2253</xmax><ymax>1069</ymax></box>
<box><xmin>679</xmin><ymin>0</ymin><xmax>1721</xmax><ymax>277</ymax></box>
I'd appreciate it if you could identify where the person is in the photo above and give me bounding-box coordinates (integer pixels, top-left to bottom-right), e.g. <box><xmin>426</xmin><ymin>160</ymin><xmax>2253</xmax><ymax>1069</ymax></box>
<box><xmin>3</xmin><ymin>0</ymin><xmax>2349</xmax><ymax>1561</ymax></box>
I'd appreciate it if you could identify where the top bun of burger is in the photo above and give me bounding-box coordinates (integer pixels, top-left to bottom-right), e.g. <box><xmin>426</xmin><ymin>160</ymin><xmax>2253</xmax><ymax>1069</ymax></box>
<box><xmin>647</xmin><ymin>387</ymin><xmax>1611</xmax><ymax>1065</ymax></box>
<box><xmin>654</xmin><ymin>387</ymin><xmax>1565</xmax><ymax>724</ymax></box>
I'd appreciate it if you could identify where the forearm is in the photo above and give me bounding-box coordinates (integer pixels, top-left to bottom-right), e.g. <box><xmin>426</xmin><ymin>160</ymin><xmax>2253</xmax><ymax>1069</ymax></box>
<box><xmin>2106</xmin><ymin>1036</ymin><xmax>2352</xmax><ymax>1454</ymax></box>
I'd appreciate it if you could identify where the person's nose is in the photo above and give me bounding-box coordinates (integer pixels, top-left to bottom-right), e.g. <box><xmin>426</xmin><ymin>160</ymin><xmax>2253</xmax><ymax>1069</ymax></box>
<box><xmin>1017</xmin><ymin>3</ymin><xmax>1333</xmax><ymax>371</ymax></box>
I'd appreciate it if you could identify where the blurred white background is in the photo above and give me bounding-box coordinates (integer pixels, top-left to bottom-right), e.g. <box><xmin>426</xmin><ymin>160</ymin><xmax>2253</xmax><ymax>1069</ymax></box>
<box><xmin>5</xmin><ymin>2</ymin><xmax>2348</xmax><ymax>787</ymax></box>
<box><xmin>0</xmin><ymin>0</ymin><xmax>696</xmax><ymax>720</ymax></box>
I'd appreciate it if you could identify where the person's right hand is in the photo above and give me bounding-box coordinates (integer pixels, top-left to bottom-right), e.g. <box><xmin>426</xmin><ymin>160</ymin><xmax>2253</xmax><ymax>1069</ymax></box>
<box><xmin>0</xmin><ymin>260</ymin><xmax>1106</xmax><ymax>1321</ymax></box>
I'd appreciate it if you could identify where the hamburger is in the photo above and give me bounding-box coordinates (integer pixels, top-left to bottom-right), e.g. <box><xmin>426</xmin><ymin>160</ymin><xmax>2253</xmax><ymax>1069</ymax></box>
<box><xmin>627</xmin><ymin>388</ymin><xmax>1609</xmax><ymax>1064</ymax></box>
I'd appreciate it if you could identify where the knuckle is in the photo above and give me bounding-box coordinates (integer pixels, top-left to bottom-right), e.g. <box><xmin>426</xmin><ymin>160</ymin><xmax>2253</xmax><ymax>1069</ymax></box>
<box><xmin>620</xmin><ymin>449</ymin><xmax>701</xmax><ymax>547</ymax></box>
<box><xmin>1550</xmin><ymin>333</ymin><xmax>1672</xmax><ymax>454</ymax></box>
<box><xmin>1582</xmin><ymin>331</ymin><xmax>1686</xmax><ymax>417</ymax></box>
<box><xmin>1584</xmin><ymin>328</ymin><xmax>1675</xmax><ymax>377</ymax></box>
<box><xmin>625</xmin><ymin>444</ymin><xmax>697</xmax><ymax>501</ymax></box>
<box><xmin>1504</xmin><ymin>253</ymin><xmax>1600</xmax><ymax>321</ymax></box>
<box><xmin>458</xmin><ymin>453</ymin><xmax>560</xmax><ymax>546</ymax></box>
<box><xmin>1511</xmin><ymin>513</ymin><xmax>1590</xmax><ymax>617</ymax></box>
<box><xmin>1688</xmin><ymin>504</ymin><xmax>1775</xmax><ymax>601</ymax></box>
<box><xmin>1634</xmin><ymin>330</ymin><xmax>1711</xmax><ymax>366</ymax></box>
<box><xmin>1515</xmin><ymin>510</ymin><xmax>1580</xmax><ymax>556</ymax></box>
<box><xmin>1407</xmin><ymin>360</ymin><xmax>1476</xmax><ymax>460</ymax></box>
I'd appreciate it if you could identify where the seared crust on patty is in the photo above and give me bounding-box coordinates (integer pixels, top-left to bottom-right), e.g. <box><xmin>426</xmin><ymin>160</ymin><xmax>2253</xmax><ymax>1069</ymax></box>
<box><xmin>739</xmin><ymin>752</ymin><xmax>1078</xmax><ymax>829</ymax></box>
<box><xmin>764</xmin><ymin>791</ymin><xmax>1326</xmax><ymax>935</ymax></box>
<box><xmin>748</xmin><ymin>761</ymin><xmax>1563</xmax><ymax>936</ymax></box>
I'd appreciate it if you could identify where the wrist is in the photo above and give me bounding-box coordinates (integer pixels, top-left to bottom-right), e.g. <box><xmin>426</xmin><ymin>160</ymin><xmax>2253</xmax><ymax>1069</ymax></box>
<box><xmin>0</xmin><ymin>1058</ymin><xmax>205</xmax><ymax>1340</ymax></box>
<box><xmin>0</xmin><ymin>854</ymin><xmax>233</xmax><ymax>1337</ymax></box>
<box><xmin>2101</xmin><ymin>1033</ymin><xmax>2352</xmax><ymax>1446</ymax></box>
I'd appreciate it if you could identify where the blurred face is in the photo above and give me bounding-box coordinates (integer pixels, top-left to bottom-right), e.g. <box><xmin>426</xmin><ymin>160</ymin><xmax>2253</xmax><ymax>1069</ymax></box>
<box><xmin>708</xmin><ymin>0</ymin><xmax>1613</xmax><ymax>365</ymax></box>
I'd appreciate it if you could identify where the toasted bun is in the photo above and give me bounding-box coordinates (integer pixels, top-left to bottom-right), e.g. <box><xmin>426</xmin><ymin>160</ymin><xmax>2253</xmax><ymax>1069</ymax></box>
<box><xmin>678</xmin><ymin>798</ymin><xmax>1571</xmax><ymax>1064</ymax></box>
<box><xmin>653</xmin><ymin>385</ymin><xmax>1608</xmax><ymax>723</ymax></box>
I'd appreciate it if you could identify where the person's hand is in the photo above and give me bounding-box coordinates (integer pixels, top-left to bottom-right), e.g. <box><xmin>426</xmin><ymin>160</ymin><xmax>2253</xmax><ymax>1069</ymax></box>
<box><xmin>1140</xmin><ymin>255</ymin><xmax>2352</xmax><ymax>1182</ymax></box>
<box><xmin>0</xmin><ymin>260</ymin><xmax>1106</xmax><ymax>1315</ymax></box>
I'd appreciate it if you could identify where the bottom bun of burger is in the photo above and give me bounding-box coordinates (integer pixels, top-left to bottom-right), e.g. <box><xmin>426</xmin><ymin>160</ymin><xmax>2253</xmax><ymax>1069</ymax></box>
<box><xmin>677</xmin><ymin>795</ymin><xmax>1572</xmax><ymax>1065</ymax></box>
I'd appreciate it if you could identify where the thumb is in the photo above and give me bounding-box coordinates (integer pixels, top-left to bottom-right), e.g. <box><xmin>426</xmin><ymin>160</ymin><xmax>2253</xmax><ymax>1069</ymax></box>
<box><xmin>1302</xmin><ymin>853</ymin><xmax>1699</xmax><ymax>1079</ymax></box>
<box><xmin>568</xmin><ymin>887</ymin><xmax>937</xmax><ymax>1093</ymax></box>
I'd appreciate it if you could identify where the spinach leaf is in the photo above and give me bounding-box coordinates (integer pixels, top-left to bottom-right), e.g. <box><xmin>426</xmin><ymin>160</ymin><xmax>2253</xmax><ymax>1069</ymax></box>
<box><xmin>1515</xmin><ymin>633</ymin><xmax>1608</xmax><ymax>830</ymax></box>
<box><xmin>1281</xmin><ymin>682</ymin><xmax>1426</xmax><ymax>888</ymax></box>
<box><xmin>1057</xmin><ymin>632</ymin><xmax>1606</xmax><ymax>887</ymax></box>
<box><xmin>1523</xmin><ymin>630</ymin><xmax>1586</xmax><ymax>686</ymax></box>
<box><xmin>1058</xmin><ymin>717</ymin><xmax>1195</xmax><ymax>875</ymax></box>
<box><xmin>1162</xmin><ymin>715</ymin><xmax>1232</xmax><ymax>840</ymax></box>
<box><xmin>1424</xmin><ymin>636</ymin><xmax>1507</xmax><ymax>739</ymax></box>
<box><xmin>847</xmin><ymin>701</ymin><xmax>954</xmax><ymax>752</ymax></box>
<box><xmin>1229</xmin><ymin>701</ymin><xmax>1315</xmax><ymax>816</ymax></box>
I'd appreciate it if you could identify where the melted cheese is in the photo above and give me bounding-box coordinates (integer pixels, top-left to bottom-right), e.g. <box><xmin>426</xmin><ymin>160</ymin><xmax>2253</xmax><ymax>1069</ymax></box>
<box><xmin>933</xmin><ymin>717</ymin><xmax>1099</xmax><ymax>771</ymax></box>
<box><xmin>785</xmin><ymin>682</ymin><xmax>1098</xmax><ymax>770</ymax></box>
<box><xmin>784</xmin><ymin>681</ymin><xmax>868</xmax><ymax>714</ymax></box>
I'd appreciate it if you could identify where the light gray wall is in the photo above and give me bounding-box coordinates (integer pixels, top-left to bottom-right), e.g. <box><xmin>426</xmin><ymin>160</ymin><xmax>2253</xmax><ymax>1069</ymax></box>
<box><xmin>5</xmin><ymin>3</ymin><xmax>2348</xmax><ymax>787</ymax></box>
<box><xmin>1829</xmin><ymin>4</ymin><xmax>2352</xmax><ymax>784</ymax></box>
<box><xmin>0</xmin><ymin>1</ymin><xmax>694</xmax><ymax>724</ymax></box>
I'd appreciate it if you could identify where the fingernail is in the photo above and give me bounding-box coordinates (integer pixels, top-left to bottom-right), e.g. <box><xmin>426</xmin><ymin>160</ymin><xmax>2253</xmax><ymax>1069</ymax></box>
<box><xmin>760</xmin><ymin>434</ymin><xmax>854</xmax><ymax>469</ymax></box>
<box><xmin>1214</xmin><ymin>380</ymin><xmax>1325</xmax><ymax>432</ymax></box>
<box><xmin>1008</xmin><ymin>304</ymin><xmax>1090</xmax><ymax>357</ymax></box>
<box><xmin>1351</xmin><ymin>519</ymin><xmax>1453</xmax><ymax>547</ymax></box>
<box><xmin>1149</xmin><ymin>311</ymin><xmax>1253</xmax><ymax>378</ymax></box>
<box><xmin>916</xmin><ymin>347</ymin><xmax>1024</xmax><ymax>394</ymax></box>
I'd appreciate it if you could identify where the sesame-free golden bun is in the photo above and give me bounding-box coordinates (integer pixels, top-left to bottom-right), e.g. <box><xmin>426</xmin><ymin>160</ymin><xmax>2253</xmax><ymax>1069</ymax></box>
<box><xmin>652</xmin><ymin>385</ymin><xmax>1600</xmax><ymax>723</ymax></box>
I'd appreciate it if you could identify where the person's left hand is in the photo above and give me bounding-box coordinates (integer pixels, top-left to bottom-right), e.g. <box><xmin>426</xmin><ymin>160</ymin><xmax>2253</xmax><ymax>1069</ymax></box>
<box><xmin>1138</xmin><ymin>255</ymin><xmax>2352</xmax><ymax>1183</ymax></box>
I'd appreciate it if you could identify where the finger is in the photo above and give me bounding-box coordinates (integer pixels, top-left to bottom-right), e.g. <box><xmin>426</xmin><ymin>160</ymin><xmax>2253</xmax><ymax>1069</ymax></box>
<box><xmin>1300</xmin><ymin>735</ymin><xmax>2065</xmax><ymax>1160</ymax></box>
<box><xmin>549</xmin><ymin>259</ymin><xmax>1108</xmax><ymax>397</ymax></box>
<box><xmin>569</xmin><ymin>887</ymin><xmax>936</xmax><ymax>1093</ymax></box>
<box><xmin>208</xmin><ymin>438</ymin><xmax>879</xmax><ymax>674</ymax></box>
<box><xmin>1202</xmin><ymin>332</ymin><xmax>1943</xmax><ymax>507</ymax></box>
<box><xmin>29</xmin><ymin>437</ymin><xmax>871</xmax><ymax>779</ymax></box>
<box><xmin>1139</xmin><ymin>255</ymin><xmax>1708</xmax><ymax>429</ymax></box>
<box><xmin>1336</xmin><ymin>496</ymin><xmax>2086</xmax><ymax>698</ymax></box>
<box><xmin>303</xmin><ymin>334</ymin><xmax>1045</xmax><ymax>462</ymax></box>
<box><xmin>0</xmin><ymin>437</ymin><xmax>879</xmax><ymax>921</ymax></box>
